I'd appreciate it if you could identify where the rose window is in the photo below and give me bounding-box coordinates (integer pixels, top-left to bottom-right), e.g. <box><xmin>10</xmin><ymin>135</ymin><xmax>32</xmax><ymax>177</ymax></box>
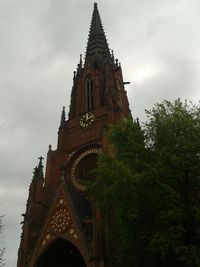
<box><xmin>51</xmin><ymin>208</ymin><xmax>70</xmax><ymax>233</ymax></box>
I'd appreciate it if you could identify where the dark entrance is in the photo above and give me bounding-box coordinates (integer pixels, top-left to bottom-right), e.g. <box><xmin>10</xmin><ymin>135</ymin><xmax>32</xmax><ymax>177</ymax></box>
<box><xmin>36</xmin><ymin>238</ymin><xmax>87</xmax><ymax>267</ymax></box>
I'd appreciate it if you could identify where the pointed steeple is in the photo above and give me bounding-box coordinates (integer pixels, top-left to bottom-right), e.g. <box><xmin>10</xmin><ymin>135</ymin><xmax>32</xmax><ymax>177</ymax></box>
<box><xmin>85</xmin><ymin>3</ymin><xmax>112</xmax><ymax>65</ymax></box>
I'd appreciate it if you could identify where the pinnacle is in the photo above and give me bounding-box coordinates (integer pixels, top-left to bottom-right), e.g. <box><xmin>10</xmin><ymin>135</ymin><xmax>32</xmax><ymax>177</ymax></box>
<box><xmin>60</xmin><ymin>106</ymin><xmax>66</xmax><ymax>126</ymax></box>
<box><xmin>38</xmin><ymin>156</ymin><xmax>44</xmax><ymax>167</ymax></box>
<box><xmin>33</xmin><ymin>157</ymin><xmax>44</xmax><ymax>180</ymax></box>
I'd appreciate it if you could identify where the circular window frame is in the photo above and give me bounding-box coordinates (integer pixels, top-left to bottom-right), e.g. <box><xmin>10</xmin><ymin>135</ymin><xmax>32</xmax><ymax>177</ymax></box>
<box><xmin>70</xmin><ymin>147</ymin><xmax>101</xmax><ymax>191</ymax></box>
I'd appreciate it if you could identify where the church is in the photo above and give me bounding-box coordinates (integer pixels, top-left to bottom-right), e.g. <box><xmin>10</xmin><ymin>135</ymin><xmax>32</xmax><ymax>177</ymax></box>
<box><xmin>17</xmin><ymin>3</ymin><xmax>131</xmax><ymax>266</ymax></box>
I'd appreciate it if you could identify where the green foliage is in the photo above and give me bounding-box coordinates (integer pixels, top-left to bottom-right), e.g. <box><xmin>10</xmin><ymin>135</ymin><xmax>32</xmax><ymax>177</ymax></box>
<box><xmin>145</xmin><ymin>99</ymin><xmax>200</xmax><ymax>202</ymax></box>
<box><xmin>88</xmin><ymin>99</ymin><xmax>200</xmax><ymax>267</ymax></box>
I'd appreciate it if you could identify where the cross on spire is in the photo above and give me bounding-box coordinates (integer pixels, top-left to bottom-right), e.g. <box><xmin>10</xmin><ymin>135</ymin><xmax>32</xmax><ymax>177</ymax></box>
<box><xmin>38</xmin><ymin>156</ymin><xmax>44</xmax><ymax>166</ymax></box>
<box><xmin>32</xmin><ymin>156</ymin><xmax>44</xmax><ymax>180</ymax></box>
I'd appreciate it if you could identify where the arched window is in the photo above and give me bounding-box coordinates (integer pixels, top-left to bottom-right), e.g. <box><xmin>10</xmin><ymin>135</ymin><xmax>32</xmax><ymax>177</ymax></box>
<box><xmin>85</xmin><ymin>79</ymin><xmax>93</xmax><ymax>111</ymax></box>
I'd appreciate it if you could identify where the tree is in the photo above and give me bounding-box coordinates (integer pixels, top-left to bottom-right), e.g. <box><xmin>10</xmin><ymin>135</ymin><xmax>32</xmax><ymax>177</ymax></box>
<box><xmin>0</xmin><ymin>215</ymin><xmax>5</xmax><ymax>267</ymax></box>
<box><xmin>88</xmin><ymin>99</ymin><xmax>200</xmax><ymax>267</ymax></box>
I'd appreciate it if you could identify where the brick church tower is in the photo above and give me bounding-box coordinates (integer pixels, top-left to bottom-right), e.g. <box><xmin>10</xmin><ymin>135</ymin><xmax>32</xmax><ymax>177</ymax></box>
<box><xmin>17</xmin><ymin>3</ymin><xmax>131</xmax><ymax>267</ymax></box>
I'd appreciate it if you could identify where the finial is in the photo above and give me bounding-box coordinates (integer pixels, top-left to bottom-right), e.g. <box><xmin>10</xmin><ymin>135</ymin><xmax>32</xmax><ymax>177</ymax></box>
<box><xmin>94</xmin><ymin>2</ymin><xmax>98</xmax><ymax>8</ymax></box>
<box><xmin>48</xmin><ymin>144</ymin><xmax>52</xmax><ymax>151</ymax></box>
<box><xmin>73</xmin><ymin>71</ymin><xmax>76</xmax><ymax>79</ymax></box>
<box><xmin>38</xmin><ymin>156</ymin><xmax>44</xmax><ymax>167</ymax></box>
<box><xmin>115</xmin><ymin>58</ymin><xmax>118</xmax><ymax>66</ymax></box>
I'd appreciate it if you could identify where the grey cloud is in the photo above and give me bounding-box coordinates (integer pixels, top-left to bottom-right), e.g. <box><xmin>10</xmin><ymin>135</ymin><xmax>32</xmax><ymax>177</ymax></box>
<box><xmin>129</xmin><ymin>51</ymin><xmax>199</xmax><ymax>121</ymax></box>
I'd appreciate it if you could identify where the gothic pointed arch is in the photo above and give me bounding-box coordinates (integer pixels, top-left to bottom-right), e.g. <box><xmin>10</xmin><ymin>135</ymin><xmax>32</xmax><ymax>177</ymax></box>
<box><xmin>34</xmin><ymin>238</ymin><xmax>87</xmax><ymax>267</ymax></box>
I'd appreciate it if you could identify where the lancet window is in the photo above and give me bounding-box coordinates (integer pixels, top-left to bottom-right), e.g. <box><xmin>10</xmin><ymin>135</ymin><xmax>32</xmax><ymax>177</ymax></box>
<box><xmin>86</xmin><ymin>79</ymin><xmax>93</xmax><ymax>111</ymax></box>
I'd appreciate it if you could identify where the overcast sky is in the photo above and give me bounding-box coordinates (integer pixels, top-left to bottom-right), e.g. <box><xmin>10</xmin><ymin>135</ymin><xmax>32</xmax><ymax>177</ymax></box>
<box><xmin>0</xmin><ymin>0</ymin><xmax>200</xmax><ymax>266</ymax></box>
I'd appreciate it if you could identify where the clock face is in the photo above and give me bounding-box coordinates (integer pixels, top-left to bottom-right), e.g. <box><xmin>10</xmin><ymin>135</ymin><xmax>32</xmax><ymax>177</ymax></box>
<box><xmin>80</xmin><ymin>112</ymin><xmax>95</xmax><ymax>128</ymax></box>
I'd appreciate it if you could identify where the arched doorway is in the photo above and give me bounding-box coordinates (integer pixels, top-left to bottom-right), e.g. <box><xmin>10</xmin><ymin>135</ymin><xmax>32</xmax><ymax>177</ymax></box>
<box><xmin>36</xmin><ymin>238</ymin><xmax>87</xmax><ymax>267</ymax></box>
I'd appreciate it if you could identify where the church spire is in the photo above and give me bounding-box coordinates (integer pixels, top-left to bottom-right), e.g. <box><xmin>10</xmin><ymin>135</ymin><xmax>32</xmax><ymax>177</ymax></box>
<box><xmin>85</xmin><ymin>2</ymin><xmax>112</xmax><ymax>65</ymax></box>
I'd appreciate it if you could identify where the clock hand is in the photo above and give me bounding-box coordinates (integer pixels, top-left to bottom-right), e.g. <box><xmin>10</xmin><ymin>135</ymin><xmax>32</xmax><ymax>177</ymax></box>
<box><xmin>87</xmin><ymin>114</ymin><xmax>92</xmax><ymax>120</ymax></box>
